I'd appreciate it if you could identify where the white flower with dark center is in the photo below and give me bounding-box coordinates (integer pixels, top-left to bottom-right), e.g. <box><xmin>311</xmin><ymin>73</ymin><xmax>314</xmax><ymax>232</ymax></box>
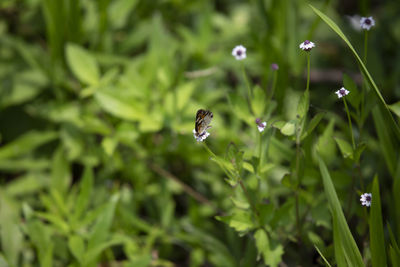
<box><xmin>193</xmin><ymin>129</ymin><xmax>210</xmax><ymax>142</ymax></box>
<box><xmin>299</xmin><ymin>40</ymin><xmax>315</xmax><ymax>51</ymax></box>
<box><xmin>255</xmin><ymin>118</ymin><xmax>267</xmax><ymax>132</ymax></box>
<box><xmin>335</xmin><ymin>87</ymin><xmax>350</xmax><ymax>98</ymax></box>
<box><xmin>232</xmin><ymin>45</ymin><xmax>247</xmax><ymax>60</ymax></box>
<box><xmin>360</xmin><ymin>193</ymin><xmax>372</xmax><ymax>207</ymax></box>
<box><xmin>360</xmin><ymin>16</ymin><xmax>375</xmax><ymax>30</ymax></box>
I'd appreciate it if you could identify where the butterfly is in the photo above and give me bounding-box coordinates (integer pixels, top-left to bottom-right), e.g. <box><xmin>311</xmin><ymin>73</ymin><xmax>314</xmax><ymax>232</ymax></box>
<box><xmin>195</xmin><ymin>109</ymin><xmax>213</xmax><ymax>137</ymax></box>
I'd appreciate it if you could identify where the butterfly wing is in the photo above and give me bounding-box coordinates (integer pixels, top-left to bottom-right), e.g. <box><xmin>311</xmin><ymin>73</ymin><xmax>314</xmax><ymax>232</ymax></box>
<box><xmin>195</xmin><ymin>109</ymin><xmax>213</xmax><ymax>135</ymax></box>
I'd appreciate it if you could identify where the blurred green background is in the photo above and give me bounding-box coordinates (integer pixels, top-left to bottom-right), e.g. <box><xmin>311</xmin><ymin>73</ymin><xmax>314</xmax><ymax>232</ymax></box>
<box><xmin>1</xmin><ymin>0</ymin><xmax>400</xmax><ymax>266</ymax></box>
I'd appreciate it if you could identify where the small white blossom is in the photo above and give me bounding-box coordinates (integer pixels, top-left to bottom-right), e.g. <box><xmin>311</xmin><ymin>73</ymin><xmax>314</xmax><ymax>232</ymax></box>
<box><xmin>360</xmin><ymin>193</ymin><xmax>372</xmax><ymax>207</ymax></box>
<box><xmin>299</xmin><ymin>40</ymin><xmax>315</xmax><ymax>51</ymax></box>
<box><xmin>360</xmin><ymin>16</ymin><xmax>375</xmax><ymax>30</ymax></box>
<box><xmin>193</xmin><ymin>129</ymin><xmax>210</xmax><ymax>142</ymax></box>
<box><xmin>335</xmin><ymin>87</ymin><xmax>350</xmax><ymax>98</ymax></box>
<box><xmin>255</xmin><ymin>118</ymin><xmax>267</xmax><ymax>132</ymax></box>
<box><xmin>232</xmin><ymin>45</ymin><xmax>247</xmax><ymax>60</ymax></box>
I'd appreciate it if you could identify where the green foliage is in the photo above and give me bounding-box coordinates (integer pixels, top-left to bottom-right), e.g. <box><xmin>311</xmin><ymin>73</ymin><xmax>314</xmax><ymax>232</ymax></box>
<box><xmin>0</xmin><ymin>0</ymin><xmax>399</xmax><ymax>266</ymax></box>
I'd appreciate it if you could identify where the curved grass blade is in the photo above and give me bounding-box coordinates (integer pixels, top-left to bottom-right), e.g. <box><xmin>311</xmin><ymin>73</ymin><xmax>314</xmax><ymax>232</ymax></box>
<box><xmin>309</xmin><ymin>5</ymin><xmax>400</xmax><ymax>140</ymax></box>
<box><xmin>318</xmin><ymin>155</ymin><xmax>364</xmax><ymax>267</ymax></box>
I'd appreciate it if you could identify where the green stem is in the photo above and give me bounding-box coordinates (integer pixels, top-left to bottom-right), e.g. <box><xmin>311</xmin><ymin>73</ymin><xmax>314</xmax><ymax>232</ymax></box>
<box><xmin>269</xmin><ymin>71</ymin><xmax>278</xmax><ymax>101</ymax></box>
<box><xmin>239</xmin><ymin>180</ymin><xmax>260</xmax><ymax>221</ymax></box>
<box><xmin>241</xmin><ymin>63</ymin><xmax>252</xmax><ymax>100</ymax></box>
<box><xmin>363</xmin><ymin>31</ymin><xmax>368</xmax><ymax>64</ymax></box>
<box><xmin>306</xmin><ymin>53</ymin><xmax>311</xmax><ymax>92</ymax></box>
<box><xmin>258</xmin><ymin>131</ymin><xmax>262</xmax><ymax>175</ymax></box>
<box><xmin>343</xmin><ymin>97</ymin><xmax>356</xmax><ymax>150</ymax></box>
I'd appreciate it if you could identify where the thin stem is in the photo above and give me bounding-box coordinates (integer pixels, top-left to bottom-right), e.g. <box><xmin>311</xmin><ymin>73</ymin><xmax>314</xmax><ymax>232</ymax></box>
<box><xmin>258</xmin><ymin>131</ymin><xmax>262</xmax><ymax>175</ymax></box>
<box><xmin>363</xmin><ymin>31</ymin><xmax>368</xmax><ymax>64</ymax></box>
<box><xmin>306</xmin><ymin>53</ymin><xmax>311</xmax><ymax>92</ymax></box>
<box><xmin>268</xmin><ymin>71</ymin><xmax>278</xmax><ymax>101</ymax></box>
<box><xmin>343</xmin><ymin>97</ymin><xmax>356</xmax><ymax>150</ymax></box>
<box><xmin>241</xmin><ymin>63</ymin><xmax>252</xmax><ymax>100</ymax></box>
<box><xmin>239</xmin><ymin>180</ymin><xmax>260</xmax><ymax>220</ymax></box>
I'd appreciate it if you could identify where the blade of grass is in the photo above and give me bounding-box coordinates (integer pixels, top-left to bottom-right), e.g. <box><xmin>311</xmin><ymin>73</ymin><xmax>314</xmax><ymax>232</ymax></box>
<box><xmin>314</xmin><ymin>245</ymin><xmax>332</xmax><ymax>267</ymax></box>
<box><xmin>310</xmin><ymin>5</ymin><xmax>400</xmax><ymax>140</ymax></box>
<box><xmin>318</xmin><ymin>155</ymin><xmax>364</xmax><ymax>267</ymax></box>
<box><xmin>369</xmin><ymin>176</ymin><xmax>387</xmax><ymax>267</ymax></box>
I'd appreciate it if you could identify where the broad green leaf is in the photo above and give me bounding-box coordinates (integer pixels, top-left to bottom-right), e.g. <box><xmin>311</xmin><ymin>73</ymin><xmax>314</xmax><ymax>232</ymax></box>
<box><xmin>310</xmin><ymin>5</ymin><xmax>400</xmax><ymax>140</ymax></box>
<box><xmin>95</xmin><ymin>89</ymin><xmax>145</xmax><ymax>121</ymax></box>
<box><xmin>254</xmin><ymin>229</ymin><xmax>283</xmax><ymax>267</ymax></box>
<box><xmin>334</xmin><ymin>137</ymin><xmax>353</xmax><ymax>159</ymax></box>
<box><xmin>109</xmin><ymin>0</ymin><xmax>139</xmax><ymax>29</ymax></box>
<box><xmin>369</xmin><ymin>176</ymin><xmax>387</xmax><ymax>267</ymax></box>
<box><xmin>229</xmin><ymin>210</ymin><xmax>254</xmax><ymax>232</ymax></box>
<box><xmin>66</xmin><ymin>43</ymin><xmax>100</xmax><ymax>85</ymax></box>
<box><xmin>68</xmin><ymin>235</ymin><xmax>85</xmax><ymax>264</ymax></box>
<box><xmin>0</xmin><ymin>131</ymin><xmax>57</xmax><ymax>160</ymax></box>
<box><xmin>273</xmin><ymin>121</ymin><xmax>296</xmax><ymax>136</ymax></box>
<box><xmin>35</xmin><ymin>211</ymin><xmax>70</xmax><ymax>234</ymax></box>
<box><xmin>318</xmin><ymin>156</ymin><xmax>364</xmax><ymax>267</ymax></box>
<box><xmin>26</xmin><ymin>220</ymin><xmax>54</xmax><ymax>267</ymax></box>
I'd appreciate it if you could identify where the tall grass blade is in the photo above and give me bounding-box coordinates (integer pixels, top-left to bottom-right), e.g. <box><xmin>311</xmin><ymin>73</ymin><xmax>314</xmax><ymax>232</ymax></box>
<box><xmin>318</xmin><ymin>155</ymin><xmax>364</xmax><ymax>267</ymax></box>
<box><xmin>310</xmin><ymin>5</ymin><xmax>400</xmax><ymax>140</ymax></box>
<box><xmin>369</xmin><ymin>176</ymin><xmax>387</xmax><ymax>267</ymax></box>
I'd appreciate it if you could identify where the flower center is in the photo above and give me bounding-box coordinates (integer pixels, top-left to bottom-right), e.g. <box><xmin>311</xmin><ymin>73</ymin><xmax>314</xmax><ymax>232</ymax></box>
<box><xmin>365</xmin><ymin>18</ymin><xmax>371</xmax><ymax>25</ymax></box>
<box><xmin>236</xmin><ymin>50</ymin><xmax>242</xmax><ymax>56</ymax></box>
<box><xmin>339</xmin><ymin>89</ymin><xmax>346</xmax><ymax>95</ymax></box>
<box><xmin>304</xmin><ymin>40</ymin><xmax>310</xmax><ymax>45</ymax></box>
<box><xmin>366</xmin><ymin>195</ymin><xmax>371</xmax><ymax>201</ymax></box>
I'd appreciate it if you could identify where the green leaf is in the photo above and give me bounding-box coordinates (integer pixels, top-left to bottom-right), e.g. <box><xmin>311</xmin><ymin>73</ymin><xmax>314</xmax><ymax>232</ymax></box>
<box><xmin>297</xmin><ymin>89</ymin><xmax>309</xmax><ymax>119</ymax></box>
<box><xmin>0</xmin><ymin>131</ymin><xmax>57</xmax><ymax>160</ymax></box>
<box><xmin>254</xmin><ymin>229</ymin><xmax>284</xmax><ymax>267</ymax></box>
<box><xmin>68</xmin><ymin>235</ymin><xmax>85</xmax><ymax>264</ymax></box>
<box><xmin>369</xmin><ymin>176</ymin><xmax>387</xmax><ymax>267</ymax></box>
<box><xmin>334</xmin><ymin>137</ymin><xmax>353</xmax><ymax>159</ymax></box>
<box><xmin>95</xmin><ymin>89</ymin><xmax>145</xmax><ymax>121</ymax></box>
<box><xmin>318</xmin><ymin>156</ymin><xmax>364</xmax><ymax>267</ymax></box>
<box><xmin>251</xmin><ymin>85</ymin><xmax>266</xmax><ymax>117</ymax></box>
<box><xmin>73</xmin><ymin>166</ymin><xmax>94</xmax><ymax>221</ymax></box>
<box><xmin>273</xmin><ymin>121</ymin><xmax>296</xmax><ymax>136</ymax></box>
<box><xmin>66</xmin><ymin>43</ymin><xmax>100</xmax><ymax>85</ymax></box>
<box><xmin>310</xmin><ymin>5</ymin><xmax>400</xmax><ymax>140</ymax></box>
<box><xmin>87</xmin><ymin>194</ymin><xmax>119</xmax><ymax>251</ymax></box>
<box><xmin>221</xmin><ymin>210</ymin><xmax>254</xmax><ymax>232</ymax></box>
<box><xmin>51</xmin><ymin>147</ymin><xmax>71</xmax><ymax>196</ymax></box>
<box><xmin>301</xmin><ymin>112</ymin><xmax>325</xmax><ymax>140</ymax></box>
<box><xmin>388</xmin><ymin>101</ymin><xmax>400</xmax><ymax>118</ymax></box>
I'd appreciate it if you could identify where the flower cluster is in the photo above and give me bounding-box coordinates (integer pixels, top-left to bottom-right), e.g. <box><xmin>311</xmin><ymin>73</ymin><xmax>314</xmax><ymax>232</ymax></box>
<box><xmin>360</xmin><ymin>193</ymin><xmax>372</xmax><ymax>207</ymax></box>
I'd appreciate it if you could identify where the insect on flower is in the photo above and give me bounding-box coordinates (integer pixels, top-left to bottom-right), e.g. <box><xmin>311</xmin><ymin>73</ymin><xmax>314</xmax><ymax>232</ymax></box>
<box><xmin>193</xmin><ymin>109</ymin><xmax>213</xmax><ymax>142</ymax></box>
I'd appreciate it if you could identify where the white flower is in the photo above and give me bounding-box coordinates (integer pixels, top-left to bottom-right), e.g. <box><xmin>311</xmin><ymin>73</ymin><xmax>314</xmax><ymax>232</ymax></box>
<box><xmin>232</xmin><ymin>45</ymin><xmax>247</xmax><ymax>60</ymax></box>
<box><xmin>360</xmin><ymin>193</ymin><xmax>372</xmax><ymax>207</ymax></box>
<box><xmin>255</xmin><ymin>118</ymin><xmax>267</xmax><ymax>132</ymax></box>
<box><xmin>193</xmin><ymin>129</ymin><xmax>210</xmax><ymax>142</ymax></box>
<box><xmin>360</xmin><ymin>16</ymin><xmax>375</xmax><ymax>30</ymax></box>
<box><xmin>299</xmin><ymin>40</ymin><xmax>315</xmax><ymax>51</ymax></box>
<box><xmin>335</xmin><ymin>87</ymin><xmax>350</xmax><ymax>98</ymax></box>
